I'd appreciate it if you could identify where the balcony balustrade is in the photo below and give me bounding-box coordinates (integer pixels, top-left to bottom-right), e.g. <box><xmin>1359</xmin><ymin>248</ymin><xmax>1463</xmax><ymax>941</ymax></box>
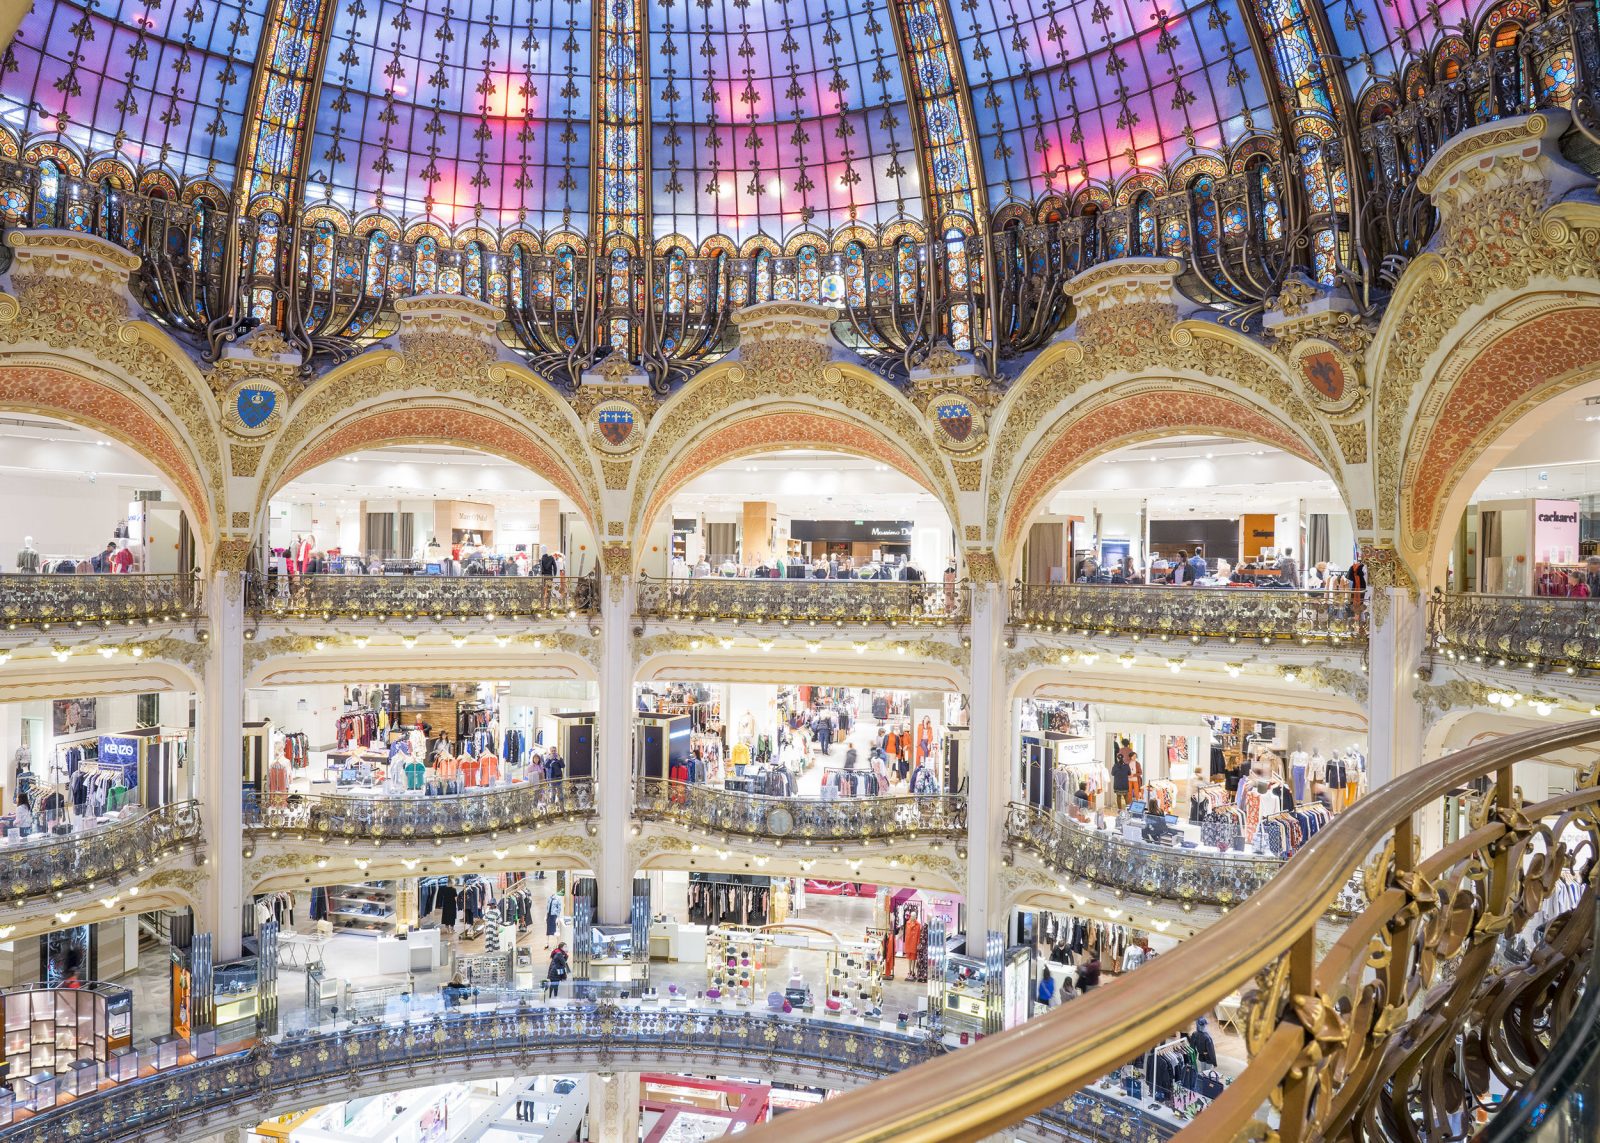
<box><xmin>634</xmin><ymin>777</ymin><xmax>966</xmax><ymax>844</ymax></box>
<box><xmin>245</xmin><ymin>571</ymin><xmax>599</xmax><ymax>621</ymax></box>
<box><xmin>1009</xmin><ymin>583</ymin><xmax>1363</xmax><ymax>647</ymax></box>
<box><xmin>0</xmin><ymin>1000</ymin><xmax>1176</xmax><ymax>1143</ymax></box>
<box><xmin>242</xmin><ymin>778</ymin><xmax>595</xmax><ymax>843</ymax></box>
<box><xmin>0</xmin><ymin>800</ymin><xmax>203</xmax><ymax>904</ymax></box>
<box><xmin>737</xmin><ymin>720</ymin><xmax>1600</xmax><ymax>1143</ymax></box>
<box><xmin>1428</xmin><ymin>589</ymin><xmax>1600</xmax><ymax>675</ymax></box>
<box><xmin>635</xmin><ymin>575</ymin><xmax>969</xmax><ymax>626</ymax></box>
<box><xmin>0</xmin><ymin>572</ymin><xmax>201</xmax><ymax>629</ymax></box>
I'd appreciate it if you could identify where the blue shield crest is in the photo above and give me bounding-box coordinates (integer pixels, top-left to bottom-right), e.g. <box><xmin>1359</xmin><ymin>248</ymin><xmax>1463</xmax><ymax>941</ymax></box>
<box><xmin>936</xmin><ymin>401</ymin><xmax>972</xmax><ymax>443</ymax></box>
<box><xmin>237</xmin><ymin>388</ymin><xmax>276</xmax><ymax>429</ymax></box>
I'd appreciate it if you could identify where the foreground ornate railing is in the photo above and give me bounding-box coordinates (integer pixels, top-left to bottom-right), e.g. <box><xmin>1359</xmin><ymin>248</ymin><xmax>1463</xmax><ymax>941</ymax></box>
<box><xmin>242</xmin><ymin>778</ymin><xmax>594</xmax><ymax>842</ymax></box>
<box><xmin>634</xmin><ymin>778</ymin><xmax>966</xmax><ymax>844</ymax></box>
<box><xmin>636</xmin><ymin>575</ymin><xmax>970</xmax><ymax>626</ymax></box>
<box><xmin>1005</xmin><ymin>803</ymin><xmax>1286</xmax><ymax>910</ymax></box>
<box><xmin>0</xmin><ymin>572</ymin><xmax>201</xmax><ymax>628</ymax></box>
<box><xmin>1010</xmin><ymin>583</ymin><xmax>1363</xmax><ymax>646</ymax></box>
<box><xmin>0</xmin><ymin>1001</ymin><xmax>1175</xmax><ymax>1143</ymax></box>
<box><xmin>0</xmin><ymin>800</ymin><xmax>203</xmax><ymax>903</ymax></box>
<box><xmin>740</xmin><ymin>720</ymin><xmax>1600</xmax><ymax>1143</ymax></box>
<box><xmin>246</xmin><ymin>571</ymin><xmax>598</xmax><ymax>620</ymax></box>
<box><xmin>1428</xmin><ymin>589</ymin><xmax>1600</xmax><ymax>674</ymax></box>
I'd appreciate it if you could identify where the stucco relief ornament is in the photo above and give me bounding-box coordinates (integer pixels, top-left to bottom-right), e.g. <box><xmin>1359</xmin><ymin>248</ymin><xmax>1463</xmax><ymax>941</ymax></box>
<box><xmin>589</xmin><ymin>397</ymin><xmax>645</xmax><ymax>455</ymax></box>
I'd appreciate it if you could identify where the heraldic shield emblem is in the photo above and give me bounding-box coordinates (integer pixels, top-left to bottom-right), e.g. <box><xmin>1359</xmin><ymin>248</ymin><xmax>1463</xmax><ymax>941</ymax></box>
<box><xmin>599</xmin><ymin>406</ymin><xmax>635</xmax><ymax>447</ymax></box>
<box><xmin>936</xmin><ymin>401</ymin><xmax>973</xmax><ymax>443</ymax></box>
<box><xmin>592</xmin><ymin>399</ymin><xmax>644</xmax><ymax>454</ymax></box>
<box><xmin>236</xmin><ymin>387</ymin><xmax>277</xmax><ymax>430</ymax></box>
<box><xmin>1301</xmin><ymin>351</ymin><xmax>1345</xmax><ymax>403</ymax></box>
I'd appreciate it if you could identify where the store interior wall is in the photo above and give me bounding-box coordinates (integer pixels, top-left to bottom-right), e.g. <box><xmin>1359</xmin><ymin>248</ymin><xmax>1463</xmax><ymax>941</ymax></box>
<box><xmin>0</xmin><ymin>473</ymin><xmax>158</xmax><ymax>570</ymax></box>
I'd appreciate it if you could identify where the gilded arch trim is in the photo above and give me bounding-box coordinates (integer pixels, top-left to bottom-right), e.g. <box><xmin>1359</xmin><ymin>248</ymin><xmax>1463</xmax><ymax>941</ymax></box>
<box><xmin>0</xmin><ymin>364</ymin><xmax>212</xmax><ymax>535</ymax></box>
<box><xmin>266</xmin><ymin>399</ymin><xmax>600</xmax><ymax>531</ymax></box>
<box><xmin>1000</xmin><ymin>384</ymin><xmax>1322</xmax><ymax>556</ymax></box>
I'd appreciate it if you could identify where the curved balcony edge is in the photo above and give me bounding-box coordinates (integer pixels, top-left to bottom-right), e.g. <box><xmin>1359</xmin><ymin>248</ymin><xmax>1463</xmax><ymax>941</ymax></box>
<box><xmin>1428</xmin><ymin>589</ymin><xmax>1600</xmax><ymax>677</ymax></box>
<box><xmin>633</xmin><ymin>778</ymin><xmax>967</xmax><ymax>848</ymax></box>
<box><xmin>635</xmin><ymin>576</ymin><xmax>971</xmax><ymax>627</ymax></box>
<box><xmin>0</xmin><ymin>572</ymin><xmax>203</xmax><ymax>630</ymax></box>
<box><xmin>245</xmin><ymin>572</ymin><xmax>600</xmax><ymax>620</ymax></box>
<box><xmin>0</xmin><ymin>800</ymin><xmax>205</xmax><ymax>913</ymax></box>
<box><xmin>242</xmin><ymin>778</ymin><xmax>597</xmax><ymax>847</ymax></box>
<box><xmin>731</xmin><ymin>719</ymin><xmax>1600</xmax><ymax>1143</ymax></box>
<box><xmin>0</xmin><ymin>1003</ymin><xmax>1176</xmax><ymax>1143</ymax></box>
<box><xmin>1011</xmin><ymin>583</ymin><xmax>1365</xmax><ymax>648</ymax></box>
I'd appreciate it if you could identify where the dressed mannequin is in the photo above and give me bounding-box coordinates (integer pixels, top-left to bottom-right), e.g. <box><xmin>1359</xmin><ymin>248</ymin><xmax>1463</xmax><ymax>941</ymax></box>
<box><xmin>296</xmin><ymin>535</ymin><xmax>314</xmax><ymax>576</ymax></box>
<box><xmin>16</xmin><ymin>536</ymin><xmax>38</xmax><ymax>574</ymax></box>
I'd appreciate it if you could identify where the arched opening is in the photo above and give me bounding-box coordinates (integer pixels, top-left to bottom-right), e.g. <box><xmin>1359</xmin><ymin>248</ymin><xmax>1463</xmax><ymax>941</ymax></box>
<box><xmin>1014</xmin><ymin>434</ymin><xmax>1351</xmax><ymax>587</ymax></box>
<box><xmin>264</xmin><ymin>441</ymin><xmax>594</xmax><ymax>584</ymax></box>
<box><xmin>637</xmin><ymin>447</ymin><xmax>957</xmax><ymax>581</ymax></box>
<box><xmin>0</xmin><ymin>412</ymin><xmax>201</xmax><ymax>577</ymax></box>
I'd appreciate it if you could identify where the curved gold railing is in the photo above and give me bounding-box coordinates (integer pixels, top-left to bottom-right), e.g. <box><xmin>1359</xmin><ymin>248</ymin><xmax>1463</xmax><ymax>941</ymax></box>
<box><xmin>634</xmin><ymin>777</ymin><xmax>967</xmax><ymax>844</ymax></box>
<box><xmin>1011</xmin><ymin>583</ymin><xmax>1362</xmax><ymax>646</ymax></box>
<box><xmin>0</xmin><ymin>801</ymin><xmax>204</xmax><ymax>903</ymax></box>
<box><xmin>242</xmin><ymin>778</ymin><xmax>594</xmax><ymax>843</ymax></box>
<box><xmin>245</xmin><ymin>571</ymin><xmax>599</xmax><ymax>620</ymax></box>
<box><xmin>739</xmin><ymin>720</ymin><xmax>1600</xmax><ymax>1143</ymax></box>
<box><xmin>1428</xmin><ymin>588</ymin><xmax>1600</xmax><ymax>674</ymax></box>
<box><xmin>636</xmin><ymin>575</ymin><xmax>970</xmax><ymax>625</ymax></box>
<box><xmin>0</xmin><ymin>571</ymin><xmax>202</xmax><ymax>628</ymax></box>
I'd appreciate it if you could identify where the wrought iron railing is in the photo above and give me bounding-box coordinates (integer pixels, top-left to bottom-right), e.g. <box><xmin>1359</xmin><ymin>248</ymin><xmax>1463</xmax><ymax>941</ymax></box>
<box><xmin>0</xmin><ymin>1001</ymin><xmax>1175</xmax><ymax>1143</ymax></box>
<box><xmin>0</xmin><ymin>800</ymin><xmax>203</xmax><ymax>903</ymax></box>
<box><xmin>242</xmin><ymin>778</ymin><xmax>594</xmax><ymax>842</ymax></box>
<box><xmin>735</xmin><ymin>720</ymin><xmax>1600</xmax><ymax>1143</ymax></box>
<box><xmin>635</xmin><ymin>575</ymin><xmax>969</xmax><ymax>626</ymax></box>
<box><xmin>1428</xmin><ymin>589</ymin><xmax>1600</xmax><ymax>673</ymax></box>
<box><xmin>245</xmin><ymin>571</ymin><xmax>598</xmax><ymax>620</ymax></box>
<box><xmin>1009</xmin><ymin>583</ymin><xmax>1363</xmax><ymax>645</ymax></box>
<box><xmin>0</xmin><ymin>571</ymin><xmax>201</xmax><ymax>628</ymax></box>
<box><xmin>634</xmin><ymin>778</ymin><xmax>966</xmax><ymax>844</ymax></box>
<box><xmin>1004</xmin><ymin>802</ymin><xmax>1287</xmax><ymax>910</ymax></box>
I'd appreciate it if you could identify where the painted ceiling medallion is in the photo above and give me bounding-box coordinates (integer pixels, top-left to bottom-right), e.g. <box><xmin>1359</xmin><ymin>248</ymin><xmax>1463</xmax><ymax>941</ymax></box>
<box><xmin>591</xmin><ymin>398</ymin><xmax>644</xmax><ymax>454</ymax></box>
<box><xmin>929</xmin><ymin>393</ymin><xmax>986</xmax><ymax>452</ymax></box>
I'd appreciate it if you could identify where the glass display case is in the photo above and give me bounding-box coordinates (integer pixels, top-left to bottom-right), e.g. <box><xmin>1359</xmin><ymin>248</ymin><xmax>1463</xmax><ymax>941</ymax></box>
<box><xmin>211</xmin><ymin>959</ymin><xmax>260</xmax><ymax>1028</ymax></box>
<box><xmin>942</xmin><ymin>953</ymin><xmax>988</xmax><ymax>1035</ymax></box>
<box><xmin>149</xmin><ymin>1032</ymin><xmax>185</xmax><ymax>1071</ymax></box>
<box><xmin>106</xmin><ymin>1046</ymin><xmax>138</xmax><ymax>1083</ymax></box>
<box><xmin>1</xmin><ymin>983</ymin><xmax>121</xmax><ymax>1080</ymax></box>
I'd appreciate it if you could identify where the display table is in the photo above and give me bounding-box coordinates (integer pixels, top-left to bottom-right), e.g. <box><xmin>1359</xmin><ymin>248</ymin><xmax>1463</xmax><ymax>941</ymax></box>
<box><xmin>373</xmin><ymin>935</ymin><xmax>413</xmax><ymax>976</ymax></box>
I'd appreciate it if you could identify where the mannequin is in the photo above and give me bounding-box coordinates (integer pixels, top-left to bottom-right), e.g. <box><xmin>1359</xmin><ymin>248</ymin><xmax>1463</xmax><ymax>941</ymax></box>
<box><xmin>16</xmin><ymin>536</ymin><xmax>38</xmax><ymax>574</ymax></box>
<box><xmin>296</xmin><ymin>535</ymin><xmax>314</xmax><ymax>576</ymax></box>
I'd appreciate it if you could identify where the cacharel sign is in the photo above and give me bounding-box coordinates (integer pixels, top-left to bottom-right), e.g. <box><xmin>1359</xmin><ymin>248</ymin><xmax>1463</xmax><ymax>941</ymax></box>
<box><xmin>1534</xmin><ymin>499</ymin><xmax>1581</xmax><ymax>565</ymax></box>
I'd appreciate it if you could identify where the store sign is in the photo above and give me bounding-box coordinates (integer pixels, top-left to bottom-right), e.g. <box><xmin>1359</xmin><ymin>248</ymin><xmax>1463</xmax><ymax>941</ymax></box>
<box><xmin>789</xmin><ymin>519</ymin><xmax>913</xmax><ymax>543</ymax></box>
<box><xmin>1535</xmin><ymin>498</ymin><xmax>1581</xmax><ymax>564</ymax></box>
<box><xmin>98</xmin><ymin>735</ymin><xmax>139</xmax><ymax>763</ymax></box>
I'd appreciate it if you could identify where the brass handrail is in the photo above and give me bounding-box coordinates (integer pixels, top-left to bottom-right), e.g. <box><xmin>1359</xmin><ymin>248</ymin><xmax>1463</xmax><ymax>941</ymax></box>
<box><xmin>634</xmin><ymin>777</ymin><xmax>967</xmax><ymax>842</ymax></box>
<box><xmin>242</xmin><ymin>778</ymin><xmax>595</xmax><ymax>841</ymax></box>
<box><xmin>0</xmin><ymin>571</ymin><xmax>202</xmax><ymax>627</ymax></box>
<box><xmin>738</xmin><ymin>720</ymin><xmax>1600</xmax><ymax>1142</ymax></box>
<box><xmin>245</xmin><ymin>570</ymin><xmax>598</xmax><ymax>619</ymax></box>
<box><xmin>636</xmin><ymin>575</ymin><xmax>970</xmax><ymax>625</ymax></box>
<box><xmin>1428</xmin><ymin>588</ymin><xmax>1600</xmax><ymax>673</ymax></box>
<box><xmin>1010</xmin><ymin>582</ymin><xmax>1363</xmax><ymax>645</ymax></box>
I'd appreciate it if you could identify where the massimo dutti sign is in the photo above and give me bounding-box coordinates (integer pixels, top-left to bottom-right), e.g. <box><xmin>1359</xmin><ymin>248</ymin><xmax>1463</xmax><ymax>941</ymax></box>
<box><xmin>789</xmin><ymin>520</ymin><xmax>913</xmax><ymax>543</ymax></box>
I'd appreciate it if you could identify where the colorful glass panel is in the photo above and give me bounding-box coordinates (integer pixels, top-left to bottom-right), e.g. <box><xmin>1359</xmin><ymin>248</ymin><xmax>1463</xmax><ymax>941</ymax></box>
<box><xmin>896</xmin><ymin>0</ymin><xmax>980</xmax><ymax>228</ymax></box>
<box><xmin>364</xmin><ymin>231</ymin><xmax>388</xmax><ymax>296</ymax></box>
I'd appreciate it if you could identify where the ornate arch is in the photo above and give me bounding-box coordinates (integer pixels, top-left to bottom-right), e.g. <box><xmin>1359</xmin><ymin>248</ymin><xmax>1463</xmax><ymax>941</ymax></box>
<box><xmin>1401</xmin><ymin>303</ymin><xmax>1600</xmax><ymax>582</ymax></box>
<box><xmin>266</xmin><ymin>398</ymin><xmax>599</xmax><ymax>530</ymax></box>
<box><xmin>635</xmin><ymin>409</ymin><xmax>952</xmax><ymax>566</ymax></box>
<box><xmin>0</xmin><ymin>364</ymin><xmax>212</xmax><ymax>537</ymax></box>
<box><xmin>1000</xmin><ymin>384</ymin><xmax>1325</xmax><ymax>559</ymax></box>
<box><xmin>625</xmin><ymin>356</ymin><xmax>963</xmax><ymax>551</ymax></box>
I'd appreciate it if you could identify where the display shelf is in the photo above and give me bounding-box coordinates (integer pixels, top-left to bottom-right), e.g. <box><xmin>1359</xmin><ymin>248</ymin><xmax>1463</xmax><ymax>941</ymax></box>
<box><xmin>327</xmin><ymin>882</ymin><xmax>399</xmax><ymax>937</ymax></box>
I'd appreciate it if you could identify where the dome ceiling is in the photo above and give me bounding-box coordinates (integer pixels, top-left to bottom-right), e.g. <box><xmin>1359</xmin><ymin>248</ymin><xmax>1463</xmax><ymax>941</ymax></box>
<box><xmin>0</xmin><ymin>0</ymin><xmax>1480</xmax><ymax>243</ymax></box>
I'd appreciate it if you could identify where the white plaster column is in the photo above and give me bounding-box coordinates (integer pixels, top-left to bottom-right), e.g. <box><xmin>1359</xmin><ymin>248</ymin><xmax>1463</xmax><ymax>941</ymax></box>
<box><xmin>962</xmin><ymin>580</ymin><xmax>1010</xmax><ymax>939</ymax></box>
<box><xmin>1365</xmin><ymin>586</ymin><xmax>1425</xmax><ymax>790</ymax></box>
<box><xmin>197</xmin><ymin>570</ymin><xmax>245</xmax><ymax>960</ymax></box>
<box><xmin>589</xmin><ymin>1071</ymin><xmax>642</xmax><ymax>1143</ymax></box>
<box><xmin>595</xmin><ymin>566</ymin><xmax>635</xmax><ymax>925</ymax></box>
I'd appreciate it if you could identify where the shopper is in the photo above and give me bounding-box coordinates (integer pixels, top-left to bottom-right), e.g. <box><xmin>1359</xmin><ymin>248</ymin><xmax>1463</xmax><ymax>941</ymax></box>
<box><xmin>546</xmin><ymin>943</ymin><xmax>570</xmax><ymax>997</ymax></box>
<box><xmin>1142</xmin><ymin>798</ymin><xmax>1175</xmax><ymax>843</ymax></box>
<box><xmin>1278</xmin><ymin>547</ymin><xmax>1300</xmax><ymax>587</ymax></box>
<box><xmin>545</xmin><ymin>893</ymin><xmax>562</xmax><ymax>949</ymax></box>
<box><xmin>1036</xmin><ymin>966</ymin><xmax>1056</xmax><ymax>1008</ymax></box>
<box><xmin>91</xmin><ymin>542</ymin><xmax>115</xmax><ymax>573</ymax></box>
<box><xmin>1110</xmin><ymin>753</ymin><xmax>1131</xmax><ymax>810</ymax></box>
<box><xmin>1186</xmin><ymin>547</ymin><xmax>1208</xmax><ymax>585</ymax></box>
<box><xmin>1171</xmin><ymin>550</ymin><xmax>1190</xmax><ymax>585</ymax></box>
<box><xmin>1310</xmin><ymin>780</ymin><xmax>1334</xmax><ymax>813</ymax></box>
<box><xmin>1078</xmin><ymin>956</ymin><xmax>1101</xmax><ymax>991</ymax></box>
<box><xmin>844</xmin><ymin>743</ymin><xmax>858</xmax><ymax>770</ymax></box>
<box><xmin>442</xmin><ymin>975</ymin><xmax>471</xmax><ymax>1008</ymax></box>
<box><xmin>1585</xmin><ymin>555</ymin><xmax>1600</xmax><ymax>597</ymax></box>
